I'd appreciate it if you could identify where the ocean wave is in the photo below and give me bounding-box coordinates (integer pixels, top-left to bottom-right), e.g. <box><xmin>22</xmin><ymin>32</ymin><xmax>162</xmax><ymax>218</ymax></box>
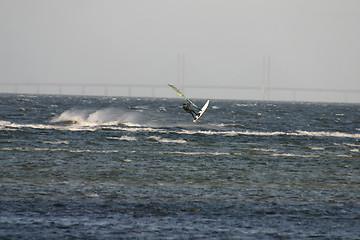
<box><xmin>42</xmin><ymin>140</ymin><xmax>69</xmax><ymax>145</ymax></box>
<box><xmin>344</xmin><ymin>143</ymin><xmax>360</xmax><ymax>147</ymax></box>
<box><xmin>271</xmin><ymin>153</ymin><xmax>322</xmax><ymax>158</ymax></box>
<box><xmin>1</xmin><ymin>147</ymin><xmax>354</xmax><ymax>159</ymax></box>
<box><xmin>147</xmin><ymin>136</ymin><xmax>187</xmax><ymax>144</ymax></box>
<box><xmin>162</xmin><ymin>151</ymin><xmax>231</xmax><ymax>156</ymax></box>
<box><xmin>270</xmin><ymin>153</ymin><xmax>354</xmax><ymax>158</ymax></box>
<box><xmin>161</xmin><ymin>150</ymin><xmax>352</xmax><ymax>158</ymax></box>
<box><xmin>0</xmin><ymin>120</ymin><xmax>71</xmax><ymax>131</ymax></box>
<box><xmin>0</xmin><ymin>120</ymin><xmax>162</xmax><ymax>133</ymax></box>
<box><xmin>1</xmin><ymin>120</ymin><xmax>359</xmax><ymax>139</ymax></box>
<box><xmin>251</xmin><ymin>148</ymin><xmax>278</xmax><ymax>152</ymax></box>
<box><xmin>177</xmin><ymin>129</ymin><xmax>360</xmax><ymax>139</ymax></box>
<box><xmin>293</xmin><ymin>130</ymin><xmax>360</xmax><ymax>139</ymax></box>
<box><xmin>0</xmin><ymin>147</ymin><xmax>120</xmax><ymax>154</ymax></box>
<box><xmin>0</xmin><ymin>120</ymin><xmax>97</xmax><ymax>132</ymax></box>
<box><xmin>106</xmin><ymin>136</ymin><xmax>137</xmax><ymax>141</ymax></box>
<box><xmin>308</xmin><ymin>147</ymin><xmax>325</xmax><ymax>151</ymax></box>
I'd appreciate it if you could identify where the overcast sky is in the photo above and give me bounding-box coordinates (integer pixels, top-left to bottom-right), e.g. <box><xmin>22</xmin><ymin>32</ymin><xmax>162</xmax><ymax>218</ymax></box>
<box><xmin>1</xmin><ymin>0</ymin><xmax>360</xmax><ymax>102</ymax></box>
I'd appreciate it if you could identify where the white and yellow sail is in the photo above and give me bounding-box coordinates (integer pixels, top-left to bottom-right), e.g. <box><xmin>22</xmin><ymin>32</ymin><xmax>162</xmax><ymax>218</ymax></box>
<box><xmin>168</xmin><ymin>84</ymin><xmax>200</xmax><ymax>109</ymax></box>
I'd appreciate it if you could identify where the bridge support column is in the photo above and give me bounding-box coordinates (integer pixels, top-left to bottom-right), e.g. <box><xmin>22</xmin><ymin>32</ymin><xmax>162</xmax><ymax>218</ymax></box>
<box><xmin>317</xmin><ymin>91</ymin><xmax>323</xmax><ymax>102</ymax></box>
<box><xmin>104</xmin><ymin>86</ymin><xmax>108</xmax><ymax>96</ymax></box>
<box><xmin>344</xmin><ymin>92</ymin><xmax>348</xmax><ymax>103</ymax></box>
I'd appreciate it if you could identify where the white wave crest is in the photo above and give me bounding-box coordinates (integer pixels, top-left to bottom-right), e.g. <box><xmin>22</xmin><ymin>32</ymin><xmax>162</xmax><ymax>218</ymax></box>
<box><xmin>178</xmin><ymin>129</ymin><xmax>360</xmax><ymax>139</ymax></box>
<box><xmin>163</xmin><ymin>151</ymin><xmax>230</xmax><ymax>156</ymax></box>
<box><xmin>1</xmin><ymin>119</ymin><xmax>359</xmax><ymax>139</ymax></box>
<box><xmin>252</xmin><ymin>148</ymin><xmax>278</xmax><ymax>152</ymax></box>
<box><xmin>293</xmin><ymin>130</ymin><xmax>360</xmax><ymax>138</ymax></box>
<box><xmin>106</xmin><ymin>136</ymin><xmax>137</xmax><ymax>141</ymax></box>
<box><xmin>147</xmin><ymin>136</ymin><xmax>187</xmax><ymax>144</ymax></box>
<box><xmin>344</xmin><ymin>143</ymin><xmax>360</xmax><ymax>147</ymax></box>
<box><xmin>271</xmin><ymin>153</ymin><xmax>321</xmax><ymax>158</ymax></box>
<box><xmin>0</xmin><ymin>147</ymin><xmax>120</xmax><ymax>154</ymax></box>
<box><xmin>0</xmin><ymin>120</ymin><xmax>98</xmax><ymax>132</ymax></box>
<box><xmin>42</xmin><ymin>140</ymin><xmax>69</xmax><ymax>145</ymax></box>
<box><xmin>308</xmin><ymin>147</ymin><xmax>325</xmax><ymax>151</ymax></box>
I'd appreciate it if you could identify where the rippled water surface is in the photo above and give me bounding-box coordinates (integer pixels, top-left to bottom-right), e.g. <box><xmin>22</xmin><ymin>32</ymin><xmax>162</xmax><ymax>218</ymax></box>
<box><xmin>1</xmin><ymin>94</ymin><xmax>359</xmax><ymax>239</ymax></box>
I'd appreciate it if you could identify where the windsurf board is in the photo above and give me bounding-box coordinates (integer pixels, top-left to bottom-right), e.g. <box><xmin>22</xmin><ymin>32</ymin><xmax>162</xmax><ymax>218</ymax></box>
<box><xmin>193</xmin><ymin>100</ymin><xmax>210</xmax><ymax>122</ymax></box>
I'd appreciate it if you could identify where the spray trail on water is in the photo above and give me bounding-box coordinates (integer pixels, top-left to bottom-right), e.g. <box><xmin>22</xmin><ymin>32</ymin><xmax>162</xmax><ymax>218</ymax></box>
<box><xmin>50</xmin><ymin>108</ymin><xmax>139</xmax><ymax>126</ymax></box>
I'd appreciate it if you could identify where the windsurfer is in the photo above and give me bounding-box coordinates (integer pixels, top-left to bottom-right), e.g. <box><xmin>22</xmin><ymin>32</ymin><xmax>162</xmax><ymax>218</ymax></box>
<box><xmin>183</xmin><ymin>103</ymin><xmax>198</xmax><ymax>119</ymax></box>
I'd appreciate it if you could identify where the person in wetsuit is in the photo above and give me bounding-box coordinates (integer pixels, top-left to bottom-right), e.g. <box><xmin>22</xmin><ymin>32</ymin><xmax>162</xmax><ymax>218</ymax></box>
<box><xmin>183</xmin><ymin>103</ymin><xmax>198</xmax><ymax>119</ymax></box>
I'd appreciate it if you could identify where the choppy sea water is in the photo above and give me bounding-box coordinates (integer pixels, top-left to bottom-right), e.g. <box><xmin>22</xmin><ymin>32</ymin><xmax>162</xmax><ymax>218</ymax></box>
<box><xmin>0</xmin><ymin>94</ymin><xmax>359</xmax><ymax>239</ymax></box>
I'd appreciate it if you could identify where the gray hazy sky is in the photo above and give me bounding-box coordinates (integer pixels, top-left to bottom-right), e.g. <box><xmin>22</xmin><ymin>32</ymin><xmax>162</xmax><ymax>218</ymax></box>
<box><xmin>1</xmin><ymin>0</ymin><xmax>360</xmax><ymax>102</ymax></box>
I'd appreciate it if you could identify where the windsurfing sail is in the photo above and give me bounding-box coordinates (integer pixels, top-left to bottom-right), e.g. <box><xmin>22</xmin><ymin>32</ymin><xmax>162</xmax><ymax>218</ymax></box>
<box><xmin>168</xmin><ymin>84</ymin><xmax>200</xmax><ymax>109</ymax></box>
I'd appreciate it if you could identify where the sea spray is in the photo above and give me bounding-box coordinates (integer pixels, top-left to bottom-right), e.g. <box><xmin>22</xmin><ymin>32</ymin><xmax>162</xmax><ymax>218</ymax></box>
<box><xmin>50</xmin><ymin>107</ymin><xmax>139</xmax><ymax>126</ymax></box>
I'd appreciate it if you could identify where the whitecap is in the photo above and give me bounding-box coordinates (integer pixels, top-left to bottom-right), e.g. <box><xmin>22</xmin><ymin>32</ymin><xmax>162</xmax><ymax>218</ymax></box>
<box><xmin>335</xmin><ymin>154</ymin><xmax>352</xmax><ymax>158</ymax></box>
<box><xmin>252</xmin><ymin>148</ymin><xmax>278</xmax><ymax>152</ymax></box>
<box><xmin>147</xmin><ymin>136</ymin><xmax>186</xmax><ymax>144</ymax></box>
<box><xmin>271</xmin><ymin>153</ymin><xmax>321</xmax><ymax>158</ymax></box>
<box><xmin>120</xmin><ymin>136</ymin><xmax>137</xmax><ymax>141</ymax></box>
<box><xmin>308</xmin><ymin>147</ymin><xmax>325</xmax><ymax>151</ymax></box>
<box><xmin>294</xmin><ymin>130</ymin><xmax>360</xmax><ymax>139</ymax></box>
<box><xmin>84</xmin><ymin>193</ymin><xmax>99</xmax><ymax>198</ymax></box>
<box><xmin>119</xmin><ymin>122</ymin><xmax>142</xmax><ymax>127</ymax></box>
<box><xmin>106</xmin><ymin>136</ymin><xmax>137</xmax><ymax>141</ymax></box>
<box><xmin>0</xmin><ymin>147</ymin><xmax>120</xmax><ymax>154</ymax></box>
<box><xmin>163</xmin><ymin>151</ymin><xmax>230</xmax><ymax>156</ymax></box>
<box><xmin>42</xmin><ymin>140</ymin><xmax>69</xmax><ymax>145</ymax></box>
<box><xmin>344</xmin><ymin>143</ymin><xmax>360</xmax><ymax>148</ymax></box>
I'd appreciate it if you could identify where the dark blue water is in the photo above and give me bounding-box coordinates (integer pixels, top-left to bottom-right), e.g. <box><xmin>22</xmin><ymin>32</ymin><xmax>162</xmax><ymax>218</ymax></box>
<box><xmin>1</xmin><ymin>94</ymin><xmax>359</xmax><ymax>239</ymax></box>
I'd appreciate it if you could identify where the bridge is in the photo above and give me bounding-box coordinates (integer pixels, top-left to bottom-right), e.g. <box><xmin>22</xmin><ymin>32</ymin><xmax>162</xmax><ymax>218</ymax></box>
<box><xmin>1</xmin><ymin>82</ymin><xmax>359</xmax><ymax>103</ymax></box>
